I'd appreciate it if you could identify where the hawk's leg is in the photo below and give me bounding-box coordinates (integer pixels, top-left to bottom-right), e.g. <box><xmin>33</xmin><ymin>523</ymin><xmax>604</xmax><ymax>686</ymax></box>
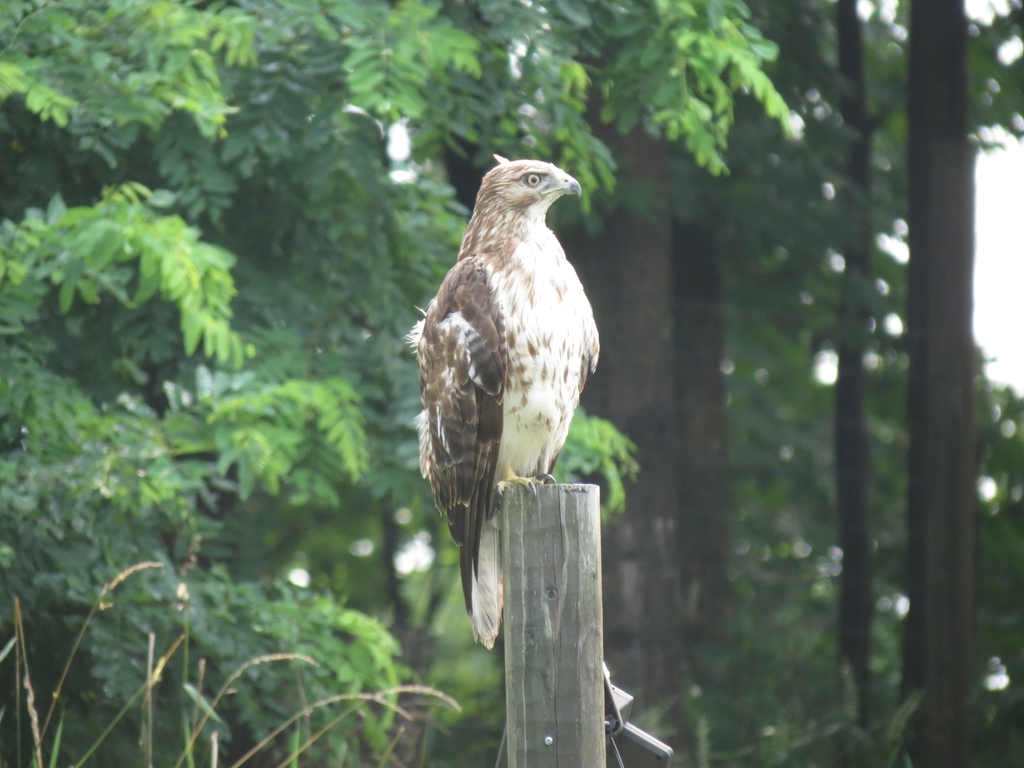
<box><xmin>496</xmin><ymin>466</ymin><xmax>546</xmax><ymax>495</ymax></box>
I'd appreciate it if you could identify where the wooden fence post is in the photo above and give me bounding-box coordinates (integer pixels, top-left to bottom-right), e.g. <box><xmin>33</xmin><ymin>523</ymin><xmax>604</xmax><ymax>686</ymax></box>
<box><xmin>501</xmin><ymin>483</ymin><xmax>604</xmax><ymax>768</ymax></box>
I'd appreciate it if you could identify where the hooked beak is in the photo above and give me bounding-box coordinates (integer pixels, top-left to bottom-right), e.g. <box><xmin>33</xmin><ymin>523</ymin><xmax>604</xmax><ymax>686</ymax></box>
<box><xmin>563</xmin><ymin>176</ymin><xmax>582</xmax><ymax>197</ymax></box>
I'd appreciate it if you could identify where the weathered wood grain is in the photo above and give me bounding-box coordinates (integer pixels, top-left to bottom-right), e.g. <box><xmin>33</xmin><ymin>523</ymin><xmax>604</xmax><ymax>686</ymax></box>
<box><xmin>501</xmin><ymin>483</ymin><xmax>604</xmax><ymax>768</ymax></box>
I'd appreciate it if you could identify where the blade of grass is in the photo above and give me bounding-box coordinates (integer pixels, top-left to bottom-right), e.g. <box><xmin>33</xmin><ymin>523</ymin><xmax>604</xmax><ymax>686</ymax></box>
<box><xmin>47</xmin><ymin>712</ymin><xmax>64</xmax><ymax>768</ymax></box>
<box><xmin>191</xmin><ymin>659</ymin><xmax>206</xmax><ymax>732</ymax></box>
<box><xmin>180</xmin><ymin>582</ymin><xmax>189</xmax><ymax>706</ymax></box>
<box><xmin>295</xmin><ymin>668</ymin><xmax>311</xmax><ymax>746</ymax></box>
<box><xmin>227</xmin><ymin>684</ymin><xmax>458</xmax><ymax>768</ymax></box>
<box><xmin>183</xmin><ymin>684</ymin><xmax>223</xmax><ymax>724</ymax></box>
<box><xmin>145</xmin><ymin>632</ymin><xmax>155</xmax><ymax>768</ymax></box>
<box><xmin>374</xmin><ymin>724</ymin><xmax>405</xmax><ymax>768</ymax></box>
<box><xmin>228</xmin><ymin>701</ymin><xmax>363</xmax><ymax>768</ymax></box>
<box><xmin>72</xmin><ymin>634</ymin><xmax>184</xmax><ymax>768</ymax></box>
<box><xmin>416</xmin><ymin>719</ymin><xmax>428</xmax><ymax>768</ymax></box>
<box><xmin>16</xmin><ymin>609</ymin><xmax>22</xmax><ymax>768</ymax></box>
<box><xmin>15</xmin><ymin>599</ymin><xmax>44</xmax><ymax>768</ymax></box>
<box><xmin>175</xmin><ymin>653</ymin><xmax>318</xmax><ymax>768</ymax></box>
<box><xmin>272</xmin><ymin>706</ymin><xmax>370</xmax><ymax>768</ymax></box>
<box><xmin>182</xmin><ymin>714</ymin><xmax>196</xmax><ymax>768</ymax></box>
<box><xmin>143</xmin><ymin>634</ymin><xmax>185</xmax><ymax>707</ymax></box>
<box><xmin>40</xmin><ymin>561</ymin><xmax>163</xmax><ymax>739</ymax></box>
<box><xmin>211</xmin><ymin>730</ymin><xmax>219</xmax><ymax>768</ymax></box>
<box><xmin>25</xmin><ymin>681</ymin><xmax>42</xmax><ymax>768</ymax></box>
<box><xmin>72</xmin><ymin>681</ymin><xmax>146</xmax><ymax>768</ymax></box>
<box><xmin>0</xmin><ymin>636</ymin><xmax>16</xmax><ymax>665</ymax></box>
<box><xmin>288</xmin><ymin>726</ymin><xmax>300</xmax><ymax>768</ymax></box>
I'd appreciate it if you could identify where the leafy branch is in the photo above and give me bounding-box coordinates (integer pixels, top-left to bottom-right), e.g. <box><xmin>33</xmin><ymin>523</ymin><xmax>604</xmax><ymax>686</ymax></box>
<box><xmin>1</xmin><ymin>184</ymin><xmax>251</xmax><ymax>367</ymax></box>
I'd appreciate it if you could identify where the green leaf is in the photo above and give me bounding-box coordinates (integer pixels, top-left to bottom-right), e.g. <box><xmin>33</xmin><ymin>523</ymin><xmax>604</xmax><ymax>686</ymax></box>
<box><xmin>58</xmin><ymin>281</ymin><xmax>76</xmax><ymax>313</ymax></box>
<box><xmin>558</xmin><ymin>408</ymin><xmax>639</xmax><ymax>514</ymax></box>
<box><xmin>182</xmin><ymin>683</ymin><xmax>223</xmax><ymax>724</ymax></box>
<box><xmin>46</xmin><ymin>194</ymin><xmax>67</xmax><ymax>225</ymax></box>
<box><xmin>707</xmin><ymin>0</ymin><xmax>726</xmax><ymax>30</ymax></box>
<box><xmin>556</xmin><ymin>0</ymin><xmax>593</xmax><ymax>28</ymax></box>
<box><xmin>0</xmin><ymin>62</ymin><xmax>30</xmax><ymax>100</ymax></box>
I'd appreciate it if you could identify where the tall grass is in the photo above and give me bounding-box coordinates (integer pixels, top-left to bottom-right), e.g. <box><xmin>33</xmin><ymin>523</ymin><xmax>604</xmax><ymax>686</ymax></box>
<box><xmin>2</xmin><ymin>563</ymin><xmax>459</xmax><ymax>768</ymax></box>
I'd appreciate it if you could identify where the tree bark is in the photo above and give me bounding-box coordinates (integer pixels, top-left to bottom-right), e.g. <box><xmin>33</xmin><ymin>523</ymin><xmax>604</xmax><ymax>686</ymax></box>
<box><xmin>902</xmin><ymin>0</ymin><xmax>977</xmax><ymax>764</ymax></box>
<box><xmin>673</xmin><ymin>221</ymin><xmax>732</xmax><ymax>644</ymax></box>
<box><xmin>836</xmin><ymin>0</ymin><xmax>874</xmax><ymax>729</ymax></box>
<box><xmin>565</xmin><ymin>125</ymin><xmax>686</xmax><ymax>739</ymax></box>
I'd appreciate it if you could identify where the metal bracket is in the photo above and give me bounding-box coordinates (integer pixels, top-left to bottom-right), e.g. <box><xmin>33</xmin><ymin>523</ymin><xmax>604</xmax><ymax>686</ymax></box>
<box><xmin>604</xmin><ymin>662</ymin><xmax>626</xmax><ymax>736</ymax></box>
<box><xmin>494</xmin><ymin>662</ymin><xmax>673</xmax><ymax>767</ymax></box>
<box><xmin>603</xmin><ymin>663</ymin><xmax>673</xmax><ymax>767</ymax></box>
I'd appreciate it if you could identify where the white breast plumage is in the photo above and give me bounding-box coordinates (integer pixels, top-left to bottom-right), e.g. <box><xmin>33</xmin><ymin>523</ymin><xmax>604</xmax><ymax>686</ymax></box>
<box><xmin>491</xmin><ymin>230</ymin><xmax>597</xmax><ymax>478</ymax></box>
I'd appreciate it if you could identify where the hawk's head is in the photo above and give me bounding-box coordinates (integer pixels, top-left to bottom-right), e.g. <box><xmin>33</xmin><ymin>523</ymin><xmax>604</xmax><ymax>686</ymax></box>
<box><xmin>475</xmin><ymin>156</ymin><xmax>581</xmax><ymax>218</ymax></box>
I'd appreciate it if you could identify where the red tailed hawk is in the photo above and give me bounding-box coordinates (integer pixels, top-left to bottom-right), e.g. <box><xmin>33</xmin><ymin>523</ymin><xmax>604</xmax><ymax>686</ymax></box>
<box><xmin>410</xmin><ymin>156</ymin><xmax>599</xmax><ymax>648</ymax></box>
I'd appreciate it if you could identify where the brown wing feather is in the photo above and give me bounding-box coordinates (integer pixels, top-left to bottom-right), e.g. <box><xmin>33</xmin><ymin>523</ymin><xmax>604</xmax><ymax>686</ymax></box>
<box><xmin>417</xmin><ymin>256</ymin><xmax>506</xmax><ymax>614</ymax></box>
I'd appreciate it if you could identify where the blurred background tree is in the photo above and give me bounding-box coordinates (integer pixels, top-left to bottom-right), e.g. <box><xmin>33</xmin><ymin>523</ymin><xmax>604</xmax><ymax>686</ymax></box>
<box><xmin>2</xmin><ymin>0</ymin><xmax>1023</xmax><ymax>767</ymax></box>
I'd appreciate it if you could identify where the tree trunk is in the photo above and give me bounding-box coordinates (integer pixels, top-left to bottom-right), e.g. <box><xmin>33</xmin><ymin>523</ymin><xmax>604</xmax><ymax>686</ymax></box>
<box><xmin>835</xmin><ymin>0</ymin><xmax>874</xmax><ymax>729</ymax></box>
<box><xmin>673</xmin><ymin>221</ymin><xmax>732</xmax><ymax>645</ymax></box>
<box><xmin>565</xmin><ymin>125</ymin><xmax>686</xmax><ymax>739</ymax></box>
<box><xmin>902</xmin><ymin>0</ymin><xmax>976</xmax><ymax>764</ymax></box>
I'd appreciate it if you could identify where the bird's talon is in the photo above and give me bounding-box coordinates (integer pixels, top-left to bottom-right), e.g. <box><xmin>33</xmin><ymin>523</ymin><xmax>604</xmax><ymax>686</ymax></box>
<box><xmin>537</xmin><ymin>473</ymin><xmax>556</xmax><ymax>485</ymax></box>
<box><xmin>497</xmin><ymin>475</ymin><xmax>544</xmax><ymax>494</ymax></box>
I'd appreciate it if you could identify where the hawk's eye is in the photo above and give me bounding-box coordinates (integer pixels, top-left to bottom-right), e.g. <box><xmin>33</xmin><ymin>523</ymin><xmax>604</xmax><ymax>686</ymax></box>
<box><xmin>524</xmin><ymin>173</ymin><xmax>542</xmax><ymax>187</ymax></box>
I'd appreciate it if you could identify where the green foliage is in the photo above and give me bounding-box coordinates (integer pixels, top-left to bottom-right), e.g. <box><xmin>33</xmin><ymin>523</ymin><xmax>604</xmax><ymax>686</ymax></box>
<box><xmin>594</xmin><ymin>0</ymin><xmax>793</xmax><ymax>173</ymax></box>
<box><xmin>180</xmin><ymin>366</ymin><xmax>369</xmax><ymax>500</ymax></box>
<box><xmin>557</xmin><ymin>407</ymin><xmax>640</xmax><ymax>513</ymax></box>
<box><xmin>4</xmin><ymin>0</ymin><xmax>730</xmax><ymax>763</ymax></box>
<box><xmin>0</xmin><ymin>0</ymin><xmax>251</xmax><ymax>138</ymax></box>
<box><xmin>339</xmin><ymin>1</ymin><xmax>482</xmax><ymax>121</ymax></box>
<box><xmin>661</xmin><ymin>0</ymin><xmax>1024</xmax><ymax>765</ymax></box>
<box><xmin>975</xmin><ymin>382</ymin><xmax>1024</xmax><ymax>766</ymax></box>
<box><xmin>1</xmin><ymin>185</ymin><xmax>248</xmax><ymax>366</ymax></box>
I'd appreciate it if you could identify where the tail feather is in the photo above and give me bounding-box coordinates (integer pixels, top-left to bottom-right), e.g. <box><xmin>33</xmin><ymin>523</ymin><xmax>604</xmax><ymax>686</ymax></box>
<box><xmin>470</xmin><ymin>518</ymin><xmax>503</xmax><ymax>649</ymax></box>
